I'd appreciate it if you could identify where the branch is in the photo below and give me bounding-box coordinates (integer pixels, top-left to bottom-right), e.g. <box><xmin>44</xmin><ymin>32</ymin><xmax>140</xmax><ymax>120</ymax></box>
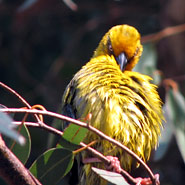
<box><xmin>0</xmin><ymin>82</ymin><xmax>41</xmax><ymax>123</ymax></box>
<box><xmin>0</xmin><ymin>135</ymin><xmax>41</xmax><ymax>185</ymax></box>
<box><xmin>168</xmin><ymin>74</ymin><xmax>185</xmax><ymax>82</ymax></box>
<box><xmin>1</xmin><ymin>108</ymin><xmax>157</xmax><ymax>185</ymax></box>
<box><xmin>141</xmin><ymin>23</ymin><xmax>185</xmax><ymax>43</ymax></box>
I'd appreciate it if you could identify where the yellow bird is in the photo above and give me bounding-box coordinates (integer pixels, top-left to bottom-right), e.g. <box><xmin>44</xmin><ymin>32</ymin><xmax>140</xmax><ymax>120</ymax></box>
<box><xmin>61</xmin><ymin>25</ymin><xmax>163</xmax><ymax>185</ymax></box>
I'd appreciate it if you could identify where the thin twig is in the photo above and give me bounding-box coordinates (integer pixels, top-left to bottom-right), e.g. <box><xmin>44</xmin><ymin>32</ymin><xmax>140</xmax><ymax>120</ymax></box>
<box><xmin>170</xmin><ymin>74</ymin><xmax>185</xmax><ymax>82</ymax></box>
<box><xmin>0</xmin><ymin>108</ymin><xmax>157</xmax><ymax>184</ymax></box>
<box><xmin>141</xmin><ymin>23</ymin><xmax>185</xmax><ymax>43</ymax></box>
<box><xmin>0</xmin><ymin>82</ymin><xmax>30</xmax><ymax>108</ymax></box>
<box><xmin>0</xmin><ymin>82</ymin><xmax>41</xmax><ymax>123</ymax></box>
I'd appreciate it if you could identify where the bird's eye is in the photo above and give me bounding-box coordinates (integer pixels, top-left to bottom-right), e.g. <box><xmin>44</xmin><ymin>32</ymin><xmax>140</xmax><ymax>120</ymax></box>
<box><xmin>107</xmin><ymin>36</ymin><xmax>114</xmax><ymax>55</ymax></box>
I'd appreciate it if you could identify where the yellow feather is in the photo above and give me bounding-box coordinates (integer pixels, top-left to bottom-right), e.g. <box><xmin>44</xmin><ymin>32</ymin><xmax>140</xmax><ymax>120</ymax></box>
<box><xmin>61</xmin><ymin>25</ymin><xmax>164</xmax><ymax>185</ymax></box>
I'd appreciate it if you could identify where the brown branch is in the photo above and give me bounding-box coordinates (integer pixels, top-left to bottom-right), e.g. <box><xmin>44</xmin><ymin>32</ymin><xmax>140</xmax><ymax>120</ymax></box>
<box><xmin>168</xmin><ymin>74</ymin><xmax>185</xmax><ymax>82</ymax></box>
<box><xmin>0</xmin><ymin>135</ymin><xmax>41</xmax><ymax>185</ymax></box>
<box><xmin>1</xmin><ymin>108</ymin><xmax>157</xmax><ymax>185</ymax></box>
<box><xmin>141</xmin><ymin>23</ymin><xmax>185</xmax><ymax>43</ymax></box>
<box><xmin>0</xmin><ymin>82</ymin><xmax>41</xmax><ymax>123</ymax></box>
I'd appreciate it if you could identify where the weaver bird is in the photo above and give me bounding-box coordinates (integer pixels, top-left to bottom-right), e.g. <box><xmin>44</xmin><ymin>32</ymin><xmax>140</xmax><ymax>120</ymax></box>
<box><xmin>61</xmin><ymin>25</ymin><xmax>163</xmax><ymax>185</ymax></box>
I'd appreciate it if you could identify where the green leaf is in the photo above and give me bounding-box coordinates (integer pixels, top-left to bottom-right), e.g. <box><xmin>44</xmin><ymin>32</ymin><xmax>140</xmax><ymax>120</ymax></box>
<box><xmin>57</xmin><ymin>137</ymin><xmax>79</xmax><ymax>151</ymax></box>
<box><xmin>164</xmin><ymin>89</ymin><xmax>185</xmax><ymax>162</ymax></box>
<box><xmin>29</xmin><ymin>148</ymin><xmax>74</xmax><ymax>185</ymax></box>
<box><xmin>134</xmin><ymin>43</ymin><xmax>161</xmax><ymax>85</ymax></box>
<box><xmin>134</xmin><ymin>44</ymin><xmax>157</xmax><ymax>74</ymax></box>
<box><xmin>170</xmin><ymin>90</ymin><xmax>185</xmax><ymax>162</ymax></box>
<box><xmin>57</xmin><ymin>123</ymin><xmax>87</xmax><ymax>151</ymax></box>
<box><xmin>92</xmin><ymin>167</ymin><xmax>129</xmax><ymax>185</ymax></box>
<box><xmin>63</xmin><ymin>123</ymin><xmax>88</xmax><ymax>145</ymax></box>
<box><xmin>170</xmin><ymin>89</ymin><xmax>185</xmax><ymax>129</ymax></box>
<box><xmin>154</xmin><ymin>107</ymin><xmax>173</xmax><ymax>161</ymax></box>
<box><xmin>0</xmin><ymin>112</ymin><xmax>25</xmax><ymax>145</ymax></box>
<box><xmin>7</xmin><ymin>124</ymin><xmax>31</xmax><ymax>164</ymax></box>
<box><xmin>175</xmin><ymin>128</ymin><xmax>185</xmax><ymax>163</ymax></box>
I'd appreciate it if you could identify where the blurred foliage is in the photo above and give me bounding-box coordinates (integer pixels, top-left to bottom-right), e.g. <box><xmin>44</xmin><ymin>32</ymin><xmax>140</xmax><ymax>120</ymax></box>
<box><xmin>164</xmin><ymin>89</ymin><xmax>185</xmax><ymax>163</ymax></box>
<box><xmin>0</xmin><ymin>111</ymin><xmax>25</xmax><ymax>145</ymax></box>
<box><xmin>0</xmin><ymin>0</ymin><xmax>185</xmax><ymax>185</ymax></box>
<box><xmin>6</xmin><ymin>124</ymin><xmax>31</xmax><ymax>164</ymax></box>
<box><xmin>134</xmin><ymin>43</ymin><xmax>161</xmax><ymax>85</ymax></box>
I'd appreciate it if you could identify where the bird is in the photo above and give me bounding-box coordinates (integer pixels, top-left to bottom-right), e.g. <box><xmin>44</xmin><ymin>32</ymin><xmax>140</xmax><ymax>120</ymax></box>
<box><xmin>61</xmin><ymin>24</ymin><xmax>163</xmax><ymax>185</ymax></box>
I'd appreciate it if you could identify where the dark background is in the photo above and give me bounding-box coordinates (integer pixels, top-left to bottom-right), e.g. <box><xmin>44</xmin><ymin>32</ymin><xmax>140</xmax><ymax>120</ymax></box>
<box><xmin>0</xmin><ymin>0</ymin><xmax>185</xmax><ymax>184</ymax></box>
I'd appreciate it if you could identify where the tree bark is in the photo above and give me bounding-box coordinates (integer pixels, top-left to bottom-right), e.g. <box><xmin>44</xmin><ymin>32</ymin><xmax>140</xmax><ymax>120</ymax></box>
<box><xmin>0</xmin><ymin>135</ymin><xmax>41</xmax><ymax>185</ymax></box>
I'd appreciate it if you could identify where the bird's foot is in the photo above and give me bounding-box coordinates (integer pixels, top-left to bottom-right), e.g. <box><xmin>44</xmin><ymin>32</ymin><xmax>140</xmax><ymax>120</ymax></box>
<box><xmin>106</xmin><ymin>156</ymin><xmax>121</xmax><ymax>173</ymax></box>
<box><xmin>83</xmin><ymin>156</ymin><xmax>121</xmax><ymax>173</ymax></box>
<box><xmin>135</xmin><ymin>174</ymin><xmax>160</xmax><ymax>185</ymax></box>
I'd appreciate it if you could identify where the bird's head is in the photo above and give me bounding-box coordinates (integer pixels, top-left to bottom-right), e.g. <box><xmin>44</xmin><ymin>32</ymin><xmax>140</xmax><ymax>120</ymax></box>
<box><xmin>93</xmin><ymin>25</ymin><xmax>143</xmax><ymax>71</ymax></box>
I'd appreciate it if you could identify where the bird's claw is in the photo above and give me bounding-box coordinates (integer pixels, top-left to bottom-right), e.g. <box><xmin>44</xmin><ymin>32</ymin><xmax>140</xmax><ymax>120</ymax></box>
<box><xmin>106</xmin><ymin>156</ymin><xmax>122</xmax><ymax>173</ymax></box>
<box><xmin>135</xmin><ymin>174</ymin><xmax>160</xmax><ymax>185</ymax></box>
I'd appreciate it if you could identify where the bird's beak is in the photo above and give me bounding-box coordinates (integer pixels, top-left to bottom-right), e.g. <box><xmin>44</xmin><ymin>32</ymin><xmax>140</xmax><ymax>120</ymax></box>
<box><xmin>116</xmin><ymin>52</ymin><xmax>128</xmax><ymax>72</ymax></box>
